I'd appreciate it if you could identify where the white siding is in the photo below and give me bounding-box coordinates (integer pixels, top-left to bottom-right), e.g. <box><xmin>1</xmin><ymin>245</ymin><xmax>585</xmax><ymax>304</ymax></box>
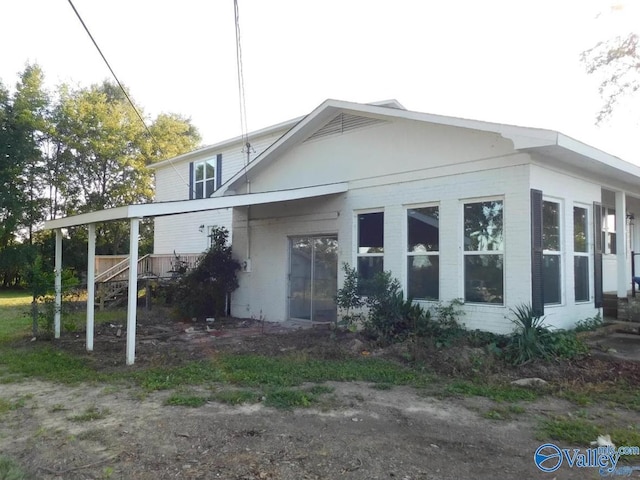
<box><xmin>152</xmin><ymin>129</ymin><xmax>288</xmax><ymax>253</ymax></box>
<box><xmin>244</xmin><ymin>118</ymin><xmax>516</xmax><ymax>194</ymax></box>
<box><xmin>530</xmin><ymin>163</ymin><xmax>602</xmax><ymax>329</ymax></box>
<box><xmin>232</xmin><ymin>161</ymin><xmax>532</xmax><ymax>335</ymax></box>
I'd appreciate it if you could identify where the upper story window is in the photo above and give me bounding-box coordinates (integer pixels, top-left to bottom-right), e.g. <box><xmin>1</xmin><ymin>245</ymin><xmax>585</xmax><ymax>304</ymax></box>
<box><xmin>190</xmin><ymin>154</ymin><xmax>222</xmax><ymax>200</ymax></box>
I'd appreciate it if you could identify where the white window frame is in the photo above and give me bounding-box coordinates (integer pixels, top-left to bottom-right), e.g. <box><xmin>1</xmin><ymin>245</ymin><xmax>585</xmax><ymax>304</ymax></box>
<box><xmin>602</xmin><ymin>206</ymin><xmax>616</xmax><ymax>255</ymax></box>
<box><xmin>462</xmin><ymin>197</ymin><xmax>505</xmax><ymax>305</ymax></box>
<box><xmin>573</xmin><ymin>203</ymin><xmax>591</xmax><ymax>303</ymax></box>
<box><xmin>542</xmin><ymin>198</ymin><xmax>563</xmax><ymax>306</ymax></box>
<box><xmin>354</xmin><ymin>209</ymin><xmax>384</xmax><ymax>283</ymax></box>
<box><xmin>406</xmin><ymin>203</ymin><xmax>439</xmax><ymax>301</ymax></box>
<box><xmin>193</xmin><ymin>158</ymin><xmax>216</xmax><ymax>199</ymax></box>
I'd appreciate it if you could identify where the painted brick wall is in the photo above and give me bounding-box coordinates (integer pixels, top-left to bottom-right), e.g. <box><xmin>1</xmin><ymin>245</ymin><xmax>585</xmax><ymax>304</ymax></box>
<box><xmin>231</xmin><ymin>161</ymin><xmax>535</xmax><ymax>334</ymax></box>
<box><xmin>530</xmin><ymin>163</ymin><xmax>603</xmax><ymax>329</ymax></box>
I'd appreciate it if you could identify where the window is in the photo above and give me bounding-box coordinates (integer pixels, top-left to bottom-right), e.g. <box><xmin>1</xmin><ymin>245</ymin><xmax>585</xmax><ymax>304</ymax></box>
<box><xmin>574</xmin><ymin>206</ymin><xmax>590</xmax><ymax>302</ymax></box>
<box><xmin>463</xmin><ymin>200</ymin><xmax>503</xmax><ymax>304</ymax></box>
<box><xmin>543</xmin><ymin>200</ymin><xmax>561</xmax><ymax>305</ymax></box>
<box><xmin>602</xmin><ymin>207</ymin><xmax>616</xmax><ymax>254</ymax></box>
<box><xmin>407</xmin><ymin>206</ymin><xmax>439</xmax><ymax>300</ymax></box>
<box><xmin>192</xmin><ymin>159</ymin><xmax>216</xmax><ymax>199</ymax></box>
<box><xmin>357</xmin><ymin>212</ymin><xmax>384</xmax><ymax>293</ymax></box>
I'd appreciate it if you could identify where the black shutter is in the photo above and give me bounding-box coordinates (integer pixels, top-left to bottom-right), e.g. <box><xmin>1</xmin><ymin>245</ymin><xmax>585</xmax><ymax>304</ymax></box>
<box><xmin>594</xmin><ymin>202</ymin><xmax>603</xmax><ymax>308</ymax></box>
<box><xmin>188</xmin><ymin>162</ymin><xmax>194</xmax><ymax>200</ymax></box>
<box><xmin>531</xmin><ymin>189</ymin><xmax>544</xmax><ymax>316</ymax></box>
<box><xmin>216</xmin><ymin>154</ymin><xmax>222</xmax><ymax>190</ymax></box>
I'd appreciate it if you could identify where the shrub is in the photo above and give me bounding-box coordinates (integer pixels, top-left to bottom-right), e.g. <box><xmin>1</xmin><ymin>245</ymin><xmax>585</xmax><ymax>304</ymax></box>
<box><xmin>505</xmin><ymin>303</ymin><xmax>590</xmax><ymax>365</ymax></box>
<box><xmin>506</xmin><ymin>303</ymin><xmax>552</xmax><ymax>365</ymax></box>
<box><xmin>336</xmin><ymin>263</ymin><xmax>365</xmax><ymax>330</ymax></box>
<box><xmin>171</xmin><ymin>226</ymin><xmax>241</xmax><ymax>318</ymax></box>
<box><xmin>574</xmin><ymin>312</ymin><xmax>603</xmax><ymax>332</ymax></box>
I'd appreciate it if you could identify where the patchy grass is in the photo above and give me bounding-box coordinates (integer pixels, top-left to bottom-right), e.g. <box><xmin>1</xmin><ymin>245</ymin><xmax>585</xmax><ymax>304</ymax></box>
<box><xmin>557</xmin><ymin>381</ymin><xmax>640</xmax><ymax>410</ymax></box>
<box><xmin>446</xmin><ymin>380</ymin><xmax>541</xmax><ymax>402</ymax></box>
<box><xmin>263</xmin><ymin>388</ymin><xmax>317</xmax><ymax>409</ymax></box>
<box><xmin>217</xmin><ymin>355</ymin><xmax>431</xmax><ymax>387</ymax></box>
<box><xmin>0</xmin><ymin>290</ymin><xmax>32</xmax><ymax>342</ymax></box>
<box><xmin>69</xmin><ymin>405</ymin><xmax>110</xmax><ymax>422</ymax></box>
<box><xmin>0</xmin><ymin>346</ymin><xmax>104</xmax><ymax>384</ymax></box>
<box><xmin>0</xmin><ymin>455</ymin><xmax>28</xmax><ymax>480</ymax></box>
<box><xmin>165</xmin><ymin>392</ymin><xmax>209</xmax><ymax>407</ymax></box>
<box><xmin>482</xmin><ymin>404</ymin><xmax>526</xmax><ymax>420</ymax></box>
<box><xmin>210</xmin><ymin>389</ymin><xmax>261</xmax><ymax>405</ymax></box>
<box><xmin>536</xmin><ymin>416</ymin><xmax>601</xmax><ymax>445</ymax></box>
<box><xmin>0</xmin><ymin>396</ymin><xmax>27</xmax><ymax>416</ymax></box>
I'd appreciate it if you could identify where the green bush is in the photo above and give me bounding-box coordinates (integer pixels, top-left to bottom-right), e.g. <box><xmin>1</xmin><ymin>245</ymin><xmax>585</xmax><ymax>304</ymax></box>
<box><xmin>171</xmin><ymin>227</ymin><xmax>241</xmax><ymax>319</ymax></box>
<box><xmin>336</xmin><ymin>264</ymin><xmax>464</xmax><ymax>345</ymax></box>
<box><xmin>506</xmin><ymin>304</ymin><xmax>552</xmax><ymax>365</ymax></box>
<box><xmin>505</xmin><ymin>303</ymin><xmax>589</xmax><ymax>365</ymax></box>
<box><xmin>574</xmin><ymin>312</ymin><xmax>603</xmax><ymax>332</ymax></box>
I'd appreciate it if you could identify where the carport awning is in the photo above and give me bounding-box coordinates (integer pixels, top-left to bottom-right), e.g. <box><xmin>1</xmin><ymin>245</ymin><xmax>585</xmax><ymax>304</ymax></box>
<box><xmin>44</xmin><ymin>182</ymin><xmax>349</xmax><ymax>230</ymax></box>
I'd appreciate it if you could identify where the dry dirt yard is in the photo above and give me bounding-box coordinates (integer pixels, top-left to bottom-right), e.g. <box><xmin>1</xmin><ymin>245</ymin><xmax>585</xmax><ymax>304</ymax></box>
<box><xmin>1</xmin><ymin>312</ymin><xmax>640</xmax><ymax>480</ymax></box>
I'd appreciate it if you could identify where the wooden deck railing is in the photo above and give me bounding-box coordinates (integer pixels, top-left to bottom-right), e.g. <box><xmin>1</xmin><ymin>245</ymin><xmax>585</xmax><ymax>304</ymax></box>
<box><xmin>95</xmin><ymin>253</ymin><xmax>202</xmax><ymax>281</ymax></box>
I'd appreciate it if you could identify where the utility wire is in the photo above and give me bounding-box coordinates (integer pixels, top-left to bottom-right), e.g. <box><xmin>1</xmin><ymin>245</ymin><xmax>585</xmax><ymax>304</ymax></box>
<box><xmin>66</xmin><ymin>0</ymin><xmax>190</xmax><ymax>190</ymax></box>
<box><xmin>234</xmin><ymin>0</ymin><xmax>251</xmax><ymax>164</ymax></box>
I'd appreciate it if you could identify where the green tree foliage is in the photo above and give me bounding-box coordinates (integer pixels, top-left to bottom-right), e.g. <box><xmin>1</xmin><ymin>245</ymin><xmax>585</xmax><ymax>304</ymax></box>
<box><xmin>172</xmin><ymin>226</ymin><xmax>241</xmax><ymax>318</ymax></box>
<box><xmin>0</xmin><ymin>64</ymin><xmax>202</xmax><ymax>285</ymax></box>
<box><xmin>581</xmin><ymin>32</ymin><xmax>640</xmax><ymax>123</ymax></box>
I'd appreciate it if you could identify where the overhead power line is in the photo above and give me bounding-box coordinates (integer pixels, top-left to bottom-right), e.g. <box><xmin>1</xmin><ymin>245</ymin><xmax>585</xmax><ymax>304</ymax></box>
<box><xmin>66</xmin><ymin>0</ymin><xmax>190</xmax><ymax>189</ymax></box>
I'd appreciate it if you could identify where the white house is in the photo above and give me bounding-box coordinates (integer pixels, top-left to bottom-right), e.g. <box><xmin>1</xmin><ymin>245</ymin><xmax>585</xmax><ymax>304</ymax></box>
<box><xmin>45</xmin><ymin>99</ymin><xmax>640</xmax><ymax>364</ymax></box>
<box><xmin>150</xmin><ymin>115</ymin><xmax>302</xmax><ymax>255</ymax></box>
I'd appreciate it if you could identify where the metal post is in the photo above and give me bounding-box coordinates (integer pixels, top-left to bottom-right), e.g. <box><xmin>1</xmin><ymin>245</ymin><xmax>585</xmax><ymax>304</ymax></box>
<box><xmin>86</xmin><ymin>224</ymin><xmax>96</xmax><ymax>351</ymax></box>
<box><xmin>126</xmin><ymin>218</ymin><xmax>141</xmax><ymax>365</ymax></box>
<box><xmin>633</xmin><ymin>251</ymin><xmax>637</xmax><ymax>298</ymax></box>
<box><xmin>54</xmin><ymin>229</ymin><xmax>63</xmax><ymax>339</ymax></box>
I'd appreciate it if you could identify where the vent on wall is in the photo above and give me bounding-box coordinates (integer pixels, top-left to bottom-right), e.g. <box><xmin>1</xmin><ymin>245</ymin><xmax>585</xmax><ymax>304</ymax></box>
<box><xmin>304</xmin><ymin>113</ymin><xmax>387</xmax><ymax>142</ymax></box>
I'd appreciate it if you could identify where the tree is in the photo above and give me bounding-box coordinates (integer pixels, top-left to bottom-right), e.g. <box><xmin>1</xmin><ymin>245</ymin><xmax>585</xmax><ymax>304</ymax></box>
<box><xmin>581</xmin><ymin>32</ymin><xmax>640</xmax><ymax>123</ymax></box>
<box><xmin>0</xmin><ymin>66</ymin><xmax>202</xmax><ymax>286</ymax></box>
<box><xmin>172</xmin><ymin>226</ymin><xmax>241</xmax><ymax>318</ymax></box>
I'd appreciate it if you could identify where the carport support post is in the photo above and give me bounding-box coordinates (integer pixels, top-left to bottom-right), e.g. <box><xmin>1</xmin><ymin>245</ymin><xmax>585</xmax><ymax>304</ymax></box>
<box><xmin>126</xmin><ymin>218</ymin><xmax>141</xmax><ymax>365</ymax></box>
<box><xmin>86</xmin><ymin>223</ymin><xmax>96</xmax><ymax>352</ymax></box>
<box><xmin>54</xmin><ymin>229</ymin><xmax>62</xmax><ymax>339</ymax></box>
<box><xmin>616</xmin><ymin>191</ymin><xmax>627</xmax><ymax>299</ymax></box>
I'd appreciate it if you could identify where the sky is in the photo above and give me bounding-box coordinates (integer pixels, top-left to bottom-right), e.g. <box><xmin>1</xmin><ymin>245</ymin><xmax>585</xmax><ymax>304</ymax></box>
<box><xmin>1</xmin><ymin>0</ymin><xmax>639</xmax><ymax>162</ymax></box>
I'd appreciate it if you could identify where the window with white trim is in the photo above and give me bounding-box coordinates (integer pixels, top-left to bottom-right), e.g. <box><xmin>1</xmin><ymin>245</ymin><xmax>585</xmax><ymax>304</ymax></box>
<box><xmin>193</xmin><ymin>159</ymin><xmax>216</xmax><ymax>199</ymax></box>
<box><xmin>602</xmin><ymin>207</ymin><xmax>616</xmax><ymax>254</ymax></box>
<box><xmin>357</xmin><ymin>212</ymin><xmax>383</xmax><ymax>293</ymax></box>
<box><xmin>574</xmin><ymin>206</ymin><xmax>590</xmax><ymax>302</ymax></box>
<box><xmin>407</xmin><ymin>206</ymin><xmax>439</xmax><ymax>300</ymax></box>
<box><xmin>543</xmin><ymin>200</ymin><xmax>561</xmax><ymax>305</ymax></box>
<box><xmin>463</xmin><ymin>199</ymin><xmax>504</xmax><ymax>304</ymax></box>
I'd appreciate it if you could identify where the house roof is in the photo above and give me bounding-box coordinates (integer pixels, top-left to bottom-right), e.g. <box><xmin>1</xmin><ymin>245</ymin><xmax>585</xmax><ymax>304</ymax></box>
<box><xmin>218</xmin><ymin>98</ymin><xmax>640</xmax><ymax>196</ymax></box>
<box><xmin>45</xmin><ymin>97</ymin><xmax>640</xmax><ymax>230</ymax></box>
<box><xmin>44</xmin><ymin>183</ymin><xmax>348</xmax><ymax>229</ymax></box>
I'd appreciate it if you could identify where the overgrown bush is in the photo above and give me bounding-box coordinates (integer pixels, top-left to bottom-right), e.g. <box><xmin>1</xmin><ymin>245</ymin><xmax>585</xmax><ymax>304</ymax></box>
<box><xmin>171</xmin><ymin>226</ymin><xmax>241</xmax><ymax>319</ymax></box>
<box><xmin>336</xmin><ymin>264</ymin><xmax>464</xmax><ymax>345</ymax></box>
<box><xmin>504</xmin><ymin>303</ymin><xmax>590</xmax><ymax>365</ymax></box>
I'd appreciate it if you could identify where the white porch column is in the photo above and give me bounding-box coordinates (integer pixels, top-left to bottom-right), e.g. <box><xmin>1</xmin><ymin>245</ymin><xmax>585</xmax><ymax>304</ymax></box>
<box><xmin>126</xmin><ymin>218</ymin><xmax>141</xmax><ymax>365</ymax></box>
<box><xmin>86</xmin><ymin>223</ymin><xmax>96</xmax><ymax>352</ymax></box>
<box><xmin>54</xmin><ymin>229</ymin><xmax>62</xmax><ymax>339</ymax></box>
<box><xmin>616</xmin><ymin>191</ymin><xmax>628</xmax><ymax>298</ymax></box>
